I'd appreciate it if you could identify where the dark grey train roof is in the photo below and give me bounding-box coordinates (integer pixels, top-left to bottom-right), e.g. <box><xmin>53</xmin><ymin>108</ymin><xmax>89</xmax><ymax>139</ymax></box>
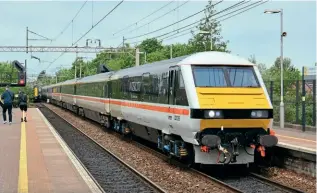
<box><xmin>111</xmin><ymin>55</ymin><xmax>189</xmax><ymax>79</ymax></box>
<box><xmin>42</xmin><ymin>51</ymin><xmax>255</xmax><ymax>88</ymax></box>
<box><xmin>42</xmin><ymin>55</ymin><xmax>189</xmax><ymax>89</ymax></box>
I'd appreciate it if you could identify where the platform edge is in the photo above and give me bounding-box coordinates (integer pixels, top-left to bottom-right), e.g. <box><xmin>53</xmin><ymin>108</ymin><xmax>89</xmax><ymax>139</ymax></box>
<box><xmin>36</xmin><ymin>108</ymin><xmax>103</xmax><ymax>193</ymax></box>
<box><xmin>277</xmin><ymin>142</ymin><xmax>316</xmax><ymax>155</ymax></box>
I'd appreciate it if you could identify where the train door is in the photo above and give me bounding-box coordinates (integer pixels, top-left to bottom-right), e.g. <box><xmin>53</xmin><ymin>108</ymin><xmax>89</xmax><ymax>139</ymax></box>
<box><xmin>167</xmin><ymin>66</ymin><xmax>178</xmax><ymax>133</ymax></box>
<box><xmin>59</xmin><ymin>86</ymin><xmax>62</xmax><ymax>101</ymax></box>
<box><xmin>74</xmin><ymin>84</ymin><xmax>77</xmax><ymax>105</ymax></box>
<box><xmin>104</xmin><ymin>82</ymin><xmax>110</xmax><ymax>114</ymax></box>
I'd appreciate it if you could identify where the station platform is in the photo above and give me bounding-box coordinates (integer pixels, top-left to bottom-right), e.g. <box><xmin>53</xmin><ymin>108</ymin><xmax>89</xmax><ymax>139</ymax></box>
<box><xmin>273</xmin><ymin>126</ymin><xmax>316</xmax><ymax>155</ymax></box>
<box><xmin>0</xmin><ymin>108</ymin><xmax>102</xmax><ymax>193</ymax></box>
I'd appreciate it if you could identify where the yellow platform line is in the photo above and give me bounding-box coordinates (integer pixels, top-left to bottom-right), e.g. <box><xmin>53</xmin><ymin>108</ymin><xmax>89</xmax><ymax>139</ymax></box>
<box><xmin>18</xmin><ymin>120</ymin><xmax>28</xmax><ymax>193</ymax></box>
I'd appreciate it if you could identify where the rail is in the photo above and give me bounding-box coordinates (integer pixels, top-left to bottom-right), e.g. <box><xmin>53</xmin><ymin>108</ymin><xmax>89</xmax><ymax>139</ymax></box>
<box><xmin>38</xmin><ymin>103</ymin><xmax>166</xmax><ymax>193</ymax></box>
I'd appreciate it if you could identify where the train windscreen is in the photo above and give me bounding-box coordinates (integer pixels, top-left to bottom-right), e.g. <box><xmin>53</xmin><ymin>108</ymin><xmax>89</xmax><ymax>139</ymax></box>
<box><xmin>192</xmin><ymin>65</ymin><xmax>260</xmax><ymax>87</ymax></box>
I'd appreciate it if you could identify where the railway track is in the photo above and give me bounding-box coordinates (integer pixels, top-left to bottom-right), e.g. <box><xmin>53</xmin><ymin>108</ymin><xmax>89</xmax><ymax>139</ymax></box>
<box><xmin>219</xmin><ymin>173</ymin><xmax>304</xmax><ymax>193</ymax></box>
<box><xmin>37</xmin><ymin>103</ymin><xmax>165</xmax><ymax>193</ymax></box>
<box><xmin>131</xmin><ymin>137</ymin><xmax>305</xmax><ymax>193</ymax></box>
<box><xmin>40</xmin><ymin>103</ymin><xmax>306</xmax><ymax>193</ymax></box>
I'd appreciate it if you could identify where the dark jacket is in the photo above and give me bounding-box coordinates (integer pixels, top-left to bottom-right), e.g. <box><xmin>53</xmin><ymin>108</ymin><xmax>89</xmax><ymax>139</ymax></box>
<box><xmin>1</xmin><ymin>90</ymin><xmax>14</xmax><ymax>104</ymax></box>
<box><xmin>18</xmin><ymin>92</ymin><xmax>28</xmax><ymax>106</ymax></box>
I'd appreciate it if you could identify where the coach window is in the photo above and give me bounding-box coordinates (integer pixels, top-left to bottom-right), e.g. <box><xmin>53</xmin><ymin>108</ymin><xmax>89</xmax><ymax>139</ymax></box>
<box><xmin>84</xmin><ymin>83</ymin><xmax>88</xmax><ymax>96</ymax></box>
<box><xmin>117</xmin><ymin>79</ymin><xmax>123</xmax><ymax>99</ymax></box>
<box><xmin>99</xmin><ymin>82</ymin><xmax>103</xmax><ymax>97</ymax></box>
<box><xmin>104</xmin><ymin>83</ymin><xmax>108</xmax><ymax>98</ymax></box>
<box><xmin>122</xmin><ymin>76</ymin><xmax>129</xmax><ymax>99</ymax></box>
<box><xmin>129</xmin><ymin>76</ymin><xmax>141</xmax><ymax>101</ymax></box>
<box><xmin>150</xmin><ymin>74</ymin><xmax>159</xmax><ymax>103</ymax></box>
<box><xmin>92</xmin><ymin>83</ymin><xmax>96</xmax><ymax>97</ymax></box>
<box><xmin>158</xmin><ymin>72</ymin><xmax>168</xmax><ymax>104</ymax></box>
<box><xmin>98</xmin><ymin>82</ymin><xmax>102</xmax><ymax>98</ymax></box>
<box><xmin>142</xmin><ymin>73</ymin><xmax>150</xmax><ymax>102</ymax></box>
<box><xmin>84</xmin><ymin>84</ymin><xmax>87</xmax><ymax>95</ymax></box>
<box><xmin>93</xmin><ymin>82</ymin><xmax>98</xmax><ymax>97</ymax></box>
<box><xmin>92</xmin><ymin>83</ymin><xmax>95</xmax><ymax>96</ymax></box>
<box><xmin>111</xmin><ymin>80</ymin><xmax>117</xmax><ymax>99</ymax></box>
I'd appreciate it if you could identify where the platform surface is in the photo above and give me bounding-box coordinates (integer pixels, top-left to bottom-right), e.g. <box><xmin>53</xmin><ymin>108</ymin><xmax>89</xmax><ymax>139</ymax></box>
<box><xmin>0</xmin><ymin>108</ymin><xmax>101</xmax><ymax>193</ymax></box>
<box><xmin>274</xmin><ymin>126</ymin><xmax>316</xmax><ymax>154</ymax></box>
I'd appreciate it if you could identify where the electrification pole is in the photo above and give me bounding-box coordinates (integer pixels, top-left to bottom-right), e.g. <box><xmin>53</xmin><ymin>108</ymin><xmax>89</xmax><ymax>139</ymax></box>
<box><xmin>135</xmin><ymin>48</ymin><xmax>140</xmax><ymax>66</ymax></box>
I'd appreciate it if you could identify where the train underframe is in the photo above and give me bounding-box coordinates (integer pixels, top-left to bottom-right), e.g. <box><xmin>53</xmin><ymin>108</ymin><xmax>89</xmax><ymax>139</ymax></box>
<box><xmin>46</xmin><ymin>98</ymin><xmax>278</xmax><ymax>167</ymax></box>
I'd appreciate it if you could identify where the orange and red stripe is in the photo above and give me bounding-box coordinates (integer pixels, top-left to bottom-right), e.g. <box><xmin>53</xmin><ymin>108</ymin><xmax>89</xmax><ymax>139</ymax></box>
<box><xmin>51</xmin><ymin>93</ymin><xmax>189</xmax><ymax>115</ymax></box>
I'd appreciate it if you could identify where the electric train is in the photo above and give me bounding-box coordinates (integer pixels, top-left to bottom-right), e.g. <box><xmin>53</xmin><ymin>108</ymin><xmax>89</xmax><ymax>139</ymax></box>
<box><xmin>41</xmin><ymin>51</ymin><xmax>278</xmax><ymax>166</ymax></box>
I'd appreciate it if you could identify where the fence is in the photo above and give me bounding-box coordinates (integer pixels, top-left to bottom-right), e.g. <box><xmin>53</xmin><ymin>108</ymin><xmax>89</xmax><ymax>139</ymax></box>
<box><xmin>264</xmin><ymin>79</ymin><xmax>316</xmax><ymax>131</ymax></box>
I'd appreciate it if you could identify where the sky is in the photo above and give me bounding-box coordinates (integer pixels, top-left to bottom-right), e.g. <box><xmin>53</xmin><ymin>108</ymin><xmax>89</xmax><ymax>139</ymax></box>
<box><xmin>0</xmin><ymin>0</ymin><xmax>315</xmax><ymax>77</ymax></box>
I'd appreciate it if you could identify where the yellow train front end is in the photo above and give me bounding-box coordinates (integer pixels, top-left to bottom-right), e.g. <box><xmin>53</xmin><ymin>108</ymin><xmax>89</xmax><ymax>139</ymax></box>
<box><xmin>33</xmin><ymin>86</ymin><xmax>41</xmax><ymax>103</ymax></box>
<box><xmin>191</xmin><ymin>64</ymin><xmax>277</xmax><ymax>165</ymax></box>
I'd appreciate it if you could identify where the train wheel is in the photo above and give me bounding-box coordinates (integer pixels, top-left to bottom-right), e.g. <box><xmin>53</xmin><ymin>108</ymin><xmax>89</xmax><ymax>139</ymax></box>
<box><xmin>104</xmin><ymin>116</ymin><xmax>111</xmax><ymax>130</ymax></box>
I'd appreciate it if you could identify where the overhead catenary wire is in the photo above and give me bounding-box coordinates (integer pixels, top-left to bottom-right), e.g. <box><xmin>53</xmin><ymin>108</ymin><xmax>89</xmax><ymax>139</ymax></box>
<box><xmin>74</xmin><ymin>0</ymin><xmax>125</xmax><ymax>46</ymax></box>
<box><xmin>53</xmin><ymin>0</ymin><xmax>88</xmax><ymax>40</ymax></box>
<box><xmin>127</xmin><ymin>0</ymin><xmax>250</xmax><ymax>44</ymax></box>
<box><xmin>124</xmin><ymin>0</ymin><xmax>233</xmax><ymax>40</ymax></box>
<box><xmin>160</xmin><ymin>0</ymin><xmax>265</xmax><ymax>42</ymax></box>
<box><xmin>45</xmin><ymin>0</ymin><xmax>125</xmax><ymax>71</ymax></box>
<box><xmin>118</xmin><ymin>0</ymin><xmax>190</xmax><ymax>37</ymax></box>
<box><xmin>112</xmin><ymin>0</ymin><xmax>175</xmax><ymax>36</ymax></box>
<box><xmin>160</xmin><ymin>0</ymin><xmax>269</xmax><ymax>42</ymax></box>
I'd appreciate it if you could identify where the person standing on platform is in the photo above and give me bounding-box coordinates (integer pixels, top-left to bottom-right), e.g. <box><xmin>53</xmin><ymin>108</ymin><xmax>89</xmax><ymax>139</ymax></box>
<box><xmin>1</xmin><ymin>85</ymin><xmax>14</xmax><ymax>124</ymax></box>
<box><xmin>18</xmin><ymin>90</ymin><xmax>28</xmax><ymax>122</ymax></box>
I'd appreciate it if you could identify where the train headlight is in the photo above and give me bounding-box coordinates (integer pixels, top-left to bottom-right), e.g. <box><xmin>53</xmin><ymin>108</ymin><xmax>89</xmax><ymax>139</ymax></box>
<box><xmin>205</xmin><ymin>110</ymin><xmax>223</xmax><ymax>118</ymax></box>
<box><xmin>251</xmin><ymin>110</ymin><xmax>268</xmax><ymax>118</ymax></box>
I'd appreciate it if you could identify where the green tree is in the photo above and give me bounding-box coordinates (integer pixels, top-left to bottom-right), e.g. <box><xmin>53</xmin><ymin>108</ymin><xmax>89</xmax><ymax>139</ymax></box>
<box><xmin>0</xmin><ymin>62</ymin><xmax>33</xmax><ymax>101</ymax></box>
<box><xmin>139</xmin><ymin>38</ymin><xmax>163</xmax><ymax>54</ymax></box>
<box><xmin>0</xmin><ymin>61</ymin><xmax>19</xmax><ymax>84</ymax></box>
<box><xmin>188</xmin><ymin>0</ymin><xmax>229</xmax><ymax>53</ymax></box>
<box><xmin>248</xmin><ymin>54</ymin><xmax>267</xmax><ymax>76</ymax></box>
<box><xmin>264</xmin><ymin>57</ymin><xmax>303</xmax><ymax>124</ymax></box>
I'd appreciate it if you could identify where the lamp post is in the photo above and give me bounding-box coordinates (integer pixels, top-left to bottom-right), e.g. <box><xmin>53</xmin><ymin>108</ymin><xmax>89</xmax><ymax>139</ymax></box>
<box><xmin>77</xmin><ymin>56</ymin><xmax>93</xmax><ymax>78</ymax></box>
<box><xmin>138</xmin><ymin>51</ymin><xmax>147</xmax><ymax>64</ymax></box>
<box><xmin>199</xmin><ymin>30</ymin><xmax>213</xmax><ymax>51</ymax></box>
<box><xmin>264</xmin><ymin>9</ymin><xmax>286</xmax><ymax>129</ymax></box>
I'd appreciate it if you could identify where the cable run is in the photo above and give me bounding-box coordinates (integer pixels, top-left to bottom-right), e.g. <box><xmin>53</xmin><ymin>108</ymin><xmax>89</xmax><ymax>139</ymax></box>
<box><xmin>74</xmin><ymin>0</ymin><xmax>125</xmax><ymax>46</ymax></box>
<box><xmin>124</xmin><ymin>0</ymin><xmax>228</xmax><ymax>40</ymax></box>
<box><xmin>124</xmin><ymin>0</ymin><xmax>189</xmax><ymax>36</ymax></box>
<box><xmin>53</xmin><ymin>0</ymin><xmax>88</xmax><ymax>40</ymax></box>
<box><xmin>160</xmin><ymin>0</ymin><xmax>269</xmax><ymax>42</ymax></box>
<box><xmin>161</xmin><ymin>0</ymin><xmax>258</xmax><ymax>40</ymax></box>
<box><xmin>113</xmin><ymin>1</ymin><xmax>175</xmax><ymax>36</ymax></box>
<box><xmin>127</xmin><ymin>0</ymin><xmax>249</xmax><ymax>44</ymax></box>
<box><xmin>45</xmin><ymin>0</ymin><xmax>124</xmax><ymax>72</ymax></box>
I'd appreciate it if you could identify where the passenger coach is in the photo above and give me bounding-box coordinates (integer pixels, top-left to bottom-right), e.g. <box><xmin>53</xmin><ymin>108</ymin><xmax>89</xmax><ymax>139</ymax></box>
<box><xmin>41</xmin><ymin>51</ymin><xmax>278</xmax><ymax>166</ymax></box>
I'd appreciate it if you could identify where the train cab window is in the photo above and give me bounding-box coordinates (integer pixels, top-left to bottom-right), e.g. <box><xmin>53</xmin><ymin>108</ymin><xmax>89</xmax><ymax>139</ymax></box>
<box><xmin>192</xmin><ymin>65</ymin><xmax>260</xmax><ymax>88</ymax></box>
<box><xmin>228</xmin><ymin>67</ymin><xmax>259</xmax><ymax>87</ymax></box>
<box><xmin>193</xmin><ymin>66</ymin><xmax>227</xmax><ymax>87</ymax></box>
